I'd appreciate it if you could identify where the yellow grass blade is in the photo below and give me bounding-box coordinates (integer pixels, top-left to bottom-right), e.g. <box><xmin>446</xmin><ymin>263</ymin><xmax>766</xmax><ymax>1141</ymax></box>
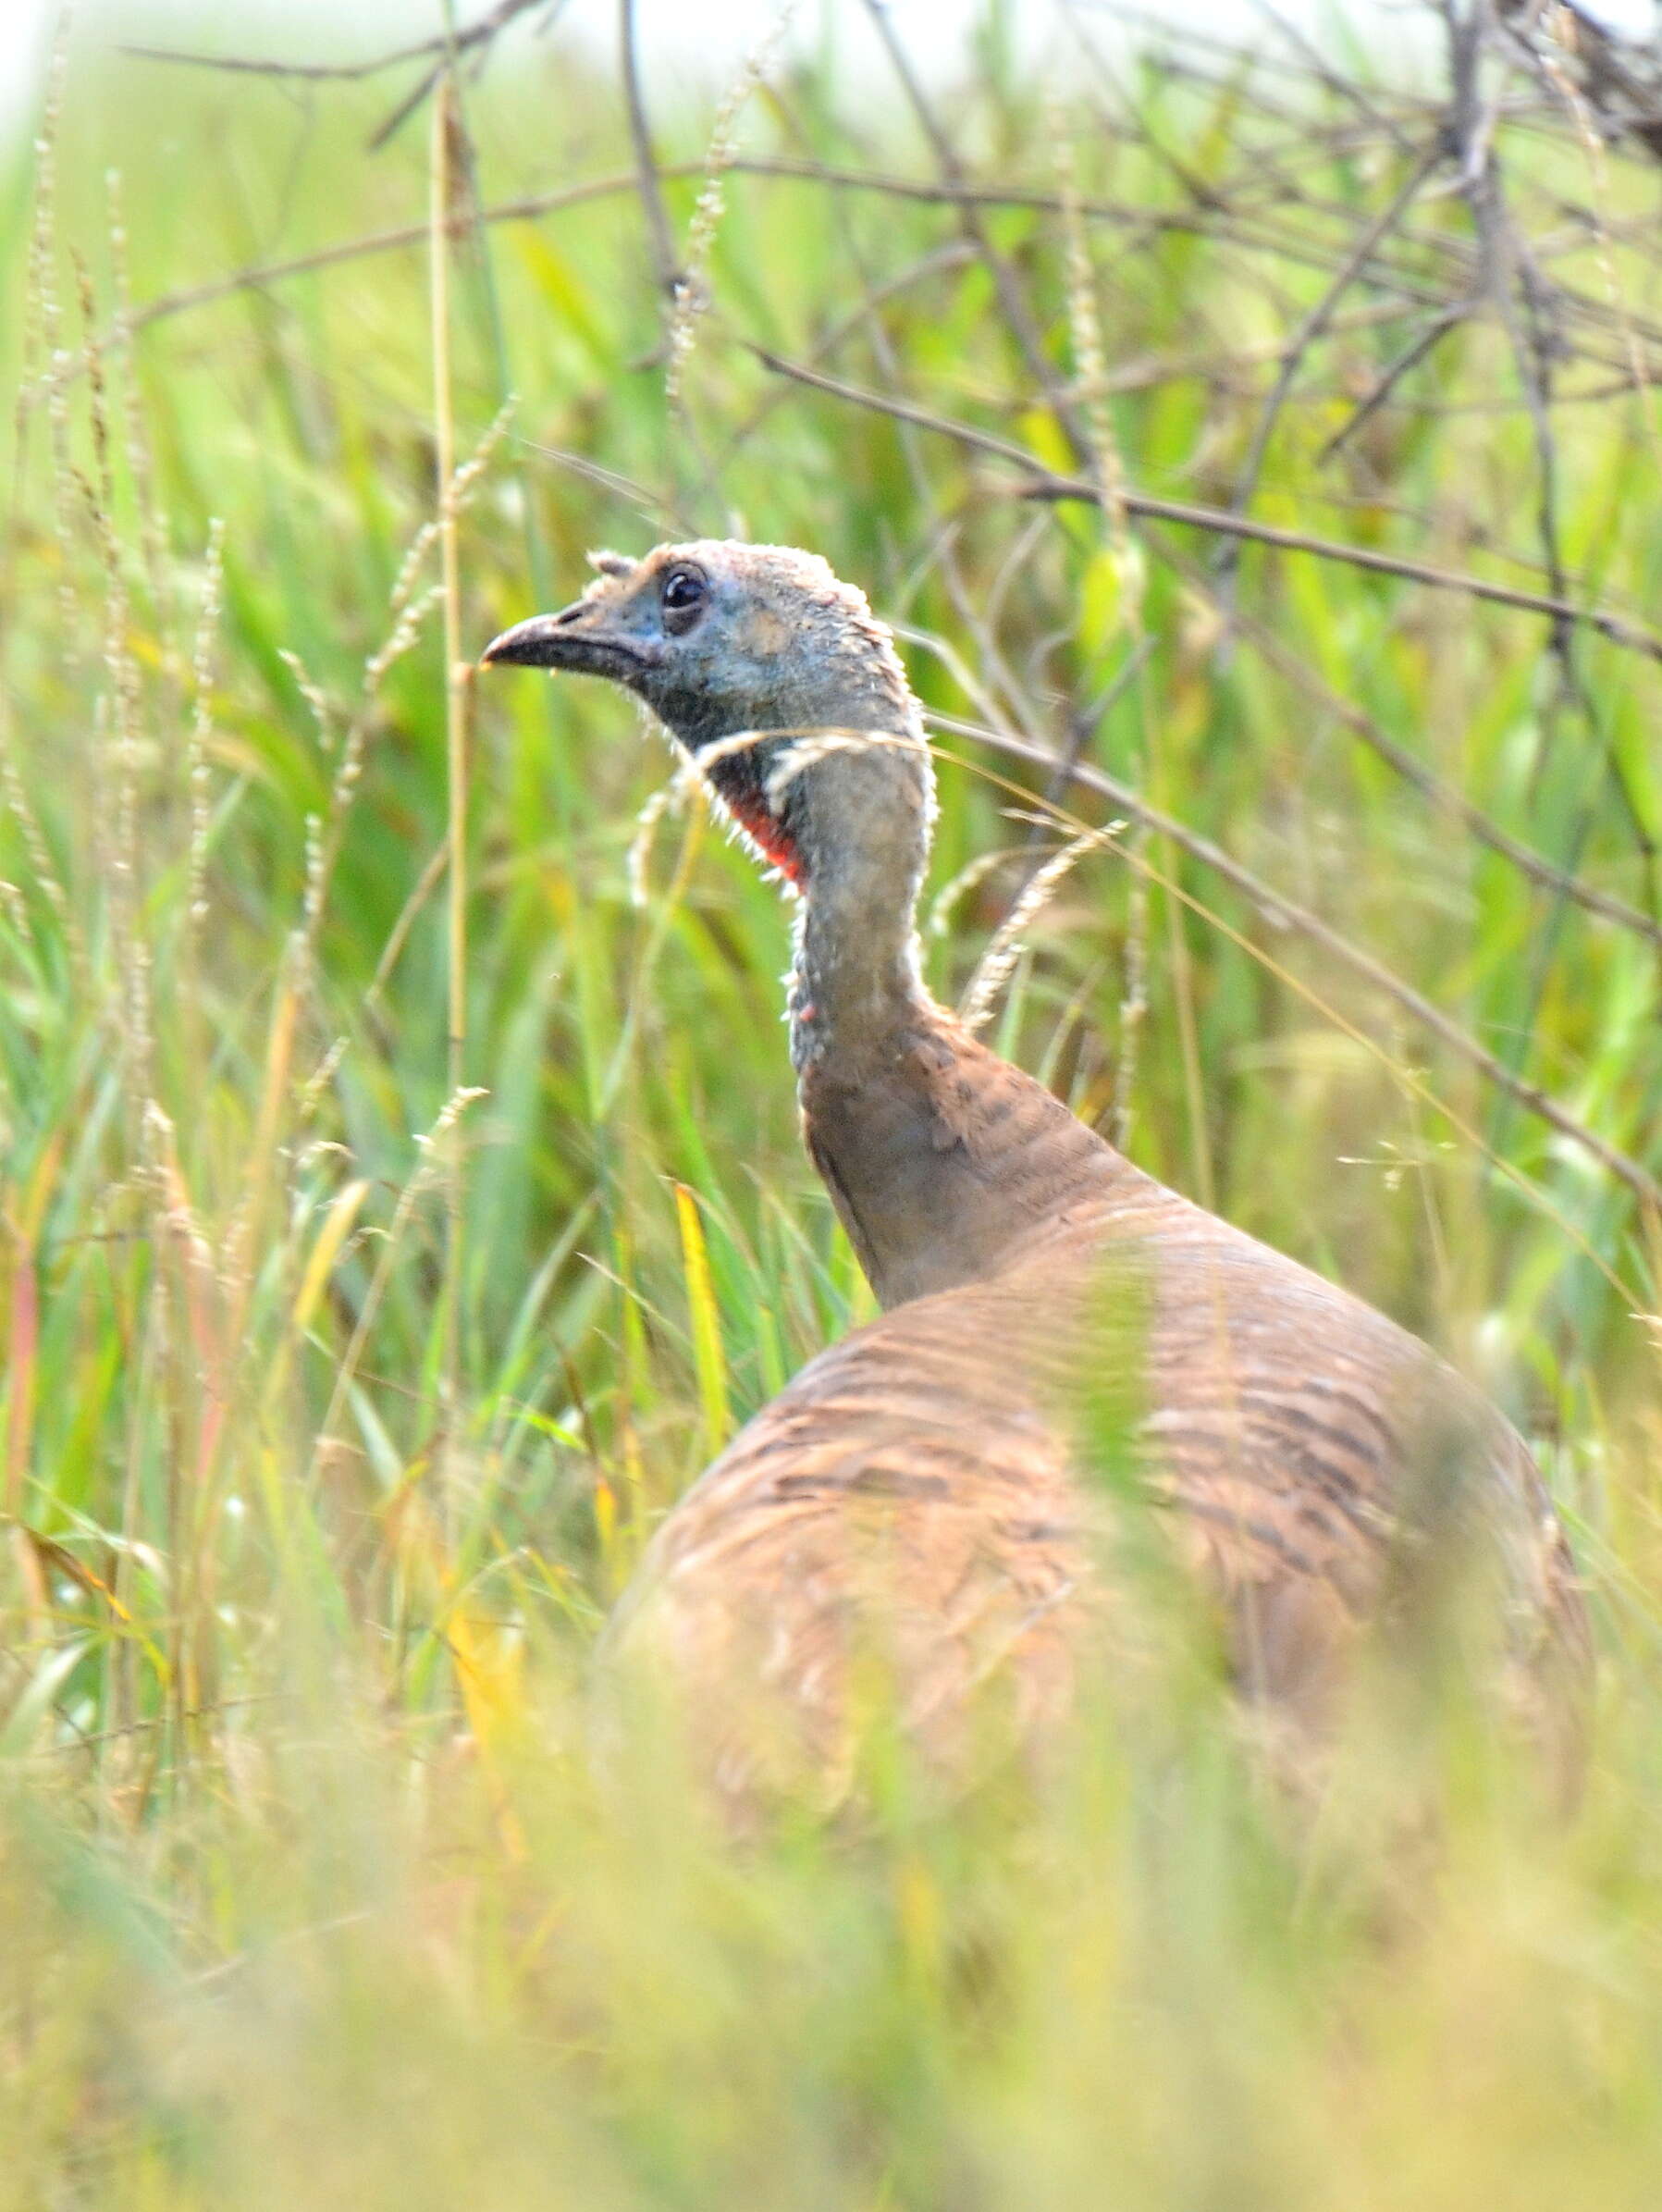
<box><xmin>291</xmin><ymin>1179</ymin><xmax>372</xmax><ymax>1341</ymax></box>
<box><xmin>674</xmin><ymin>1181</ymin><xmax>731</xmax><ymax>1462</ymax></box>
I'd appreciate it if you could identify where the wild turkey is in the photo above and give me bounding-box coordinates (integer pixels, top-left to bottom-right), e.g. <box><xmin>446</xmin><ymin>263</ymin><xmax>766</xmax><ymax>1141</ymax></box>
<box><xmin>483</xmin><ymin>540</ymin><xmax>1591</xmax><ymax>1806</ymax></box>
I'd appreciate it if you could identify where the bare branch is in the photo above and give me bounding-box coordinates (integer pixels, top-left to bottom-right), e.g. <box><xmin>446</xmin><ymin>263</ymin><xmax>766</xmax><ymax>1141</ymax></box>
<box><xmin>746</xmin><ymin>344</ymin><xmax>1662</xmax><ymax>664</ymax></box>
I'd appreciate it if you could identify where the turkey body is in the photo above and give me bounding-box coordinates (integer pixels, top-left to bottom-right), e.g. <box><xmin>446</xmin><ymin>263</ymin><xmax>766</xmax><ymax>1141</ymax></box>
<box><xmin>602</xmin><ymin>1001</ymin><xmax>1588</xmax><ymax>1804</ymax></box>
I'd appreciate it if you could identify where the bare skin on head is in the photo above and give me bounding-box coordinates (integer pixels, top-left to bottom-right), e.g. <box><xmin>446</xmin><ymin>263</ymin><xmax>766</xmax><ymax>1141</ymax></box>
<box><xmin>486</xmin><ymin>542</ymin><xmax>935</xmax><ymax>1075</ymax></box>
<box><xmin>484</xmin><ymin>540</ymin><xmax>1590</xmax><ymax>1810</ymax></box>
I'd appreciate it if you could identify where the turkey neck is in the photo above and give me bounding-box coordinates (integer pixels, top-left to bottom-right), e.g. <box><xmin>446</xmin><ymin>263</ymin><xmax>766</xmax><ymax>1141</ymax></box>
<box><xmin>786</xmin><ymin>733</ymin><xmax>934</xmax><ymax>1073</ymax></box>
<box><xmin>784</xmin><ymin>732</ymin><xmax>1126</xmax><ymax>1313</ymax></box>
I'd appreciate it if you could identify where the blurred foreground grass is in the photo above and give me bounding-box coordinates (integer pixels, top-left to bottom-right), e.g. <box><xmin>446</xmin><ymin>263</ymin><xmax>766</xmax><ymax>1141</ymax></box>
<box><xmin>4</xmin><ymin>5</ymin><xmax>1662</xmax><ymax>2203</ymax></box>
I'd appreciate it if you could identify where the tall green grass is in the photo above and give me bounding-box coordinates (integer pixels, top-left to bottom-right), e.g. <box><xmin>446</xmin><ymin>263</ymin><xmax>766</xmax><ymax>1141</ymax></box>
<box><xmin>3</xmin><ymin>7</ymin><xmax>1662</xmax><ymax>2203</ymax></box>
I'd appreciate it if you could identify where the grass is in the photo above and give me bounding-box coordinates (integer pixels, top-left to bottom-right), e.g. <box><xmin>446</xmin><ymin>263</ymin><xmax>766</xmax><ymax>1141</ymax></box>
<box><xmin>3</xmin><ymin>4</ymin><xmax>1662</xmax><ymax>2203</ymax></box>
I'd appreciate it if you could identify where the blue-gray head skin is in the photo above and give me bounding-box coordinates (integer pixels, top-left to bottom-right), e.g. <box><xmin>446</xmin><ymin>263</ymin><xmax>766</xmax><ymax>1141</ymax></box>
<box><xmin>483</xmin><ymin>540</ymin><xmax>937</xmax><ymax>1057</ymax></box>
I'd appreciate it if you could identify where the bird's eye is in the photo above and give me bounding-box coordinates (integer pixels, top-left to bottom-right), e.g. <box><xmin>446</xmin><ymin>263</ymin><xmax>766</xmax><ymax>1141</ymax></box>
<box><xmin>660</xmin><ymin>566</ymin><xmax>708</xmax><ymax>631</ymax></box>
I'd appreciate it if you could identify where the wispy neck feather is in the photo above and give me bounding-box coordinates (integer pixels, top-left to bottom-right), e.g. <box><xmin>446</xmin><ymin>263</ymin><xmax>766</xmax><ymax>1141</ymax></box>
<box><xmin>786</xmin><ymin>716</ymin><xmax>937</xmax><ymax>1069</ymax></box>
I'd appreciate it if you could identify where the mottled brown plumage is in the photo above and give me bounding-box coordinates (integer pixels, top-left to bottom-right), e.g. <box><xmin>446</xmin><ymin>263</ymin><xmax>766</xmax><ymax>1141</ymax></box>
<box><xmin>483</xmin><ymin>540</ymin><xmax>1590</xmax><ymax>1806</ymax></box>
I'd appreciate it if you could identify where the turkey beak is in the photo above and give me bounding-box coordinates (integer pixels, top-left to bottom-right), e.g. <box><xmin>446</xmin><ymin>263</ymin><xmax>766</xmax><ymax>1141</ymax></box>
<box><xmin>480</xmin><ymin>600</ymin><xmax>658</xmax><ymax>680</ymax></box>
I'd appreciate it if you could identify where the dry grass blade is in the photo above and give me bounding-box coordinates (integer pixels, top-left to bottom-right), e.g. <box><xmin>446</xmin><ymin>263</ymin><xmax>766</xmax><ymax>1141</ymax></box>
<box><xmin>960</xmin><ymin>834</ymin><xmax>1102</xmax><ymax>1033</ymax></box>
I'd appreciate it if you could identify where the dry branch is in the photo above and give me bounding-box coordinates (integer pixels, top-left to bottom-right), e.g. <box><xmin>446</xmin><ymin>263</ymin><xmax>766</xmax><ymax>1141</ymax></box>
<box><xmin>747</xmin><ymin>345</ymin><xmax>1662</xmax><ymax>666</ymax></box>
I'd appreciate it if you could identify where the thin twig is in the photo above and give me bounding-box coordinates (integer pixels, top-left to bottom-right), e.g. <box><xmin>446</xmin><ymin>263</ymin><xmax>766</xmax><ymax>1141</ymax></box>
<box><xmin>1219</xmin><ymin>140</ymin><xmax>1444</xmax><ymax>562</ymax></box>
<box><xmin>620</xmin><ymin>0</ymin><xmax>680</xmax><ymax>302</ymax></box>
<box><xmin>1317</xmin><ymin>303</ymin><xmax>1469</xmax><ymax>461</ymax></box>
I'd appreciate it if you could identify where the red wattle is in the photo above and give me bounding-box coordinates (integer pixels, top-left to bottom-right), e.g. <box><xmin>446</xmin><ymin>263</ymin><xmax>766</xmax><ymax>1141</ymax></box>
<box><xmin>726</xmin><ymin>792</ymin><xmax>806</xmax><ymax>884</ymax></box>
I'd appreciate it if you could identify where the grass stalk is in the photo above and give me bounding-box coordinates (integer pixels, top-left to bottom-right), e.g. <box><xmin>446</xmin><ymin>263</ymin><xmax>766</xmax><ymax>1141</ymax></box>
<box><xmin>431</xmin><ymin>72</ymin><xmax>470</xmax><ymax>1531</ymax></box>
